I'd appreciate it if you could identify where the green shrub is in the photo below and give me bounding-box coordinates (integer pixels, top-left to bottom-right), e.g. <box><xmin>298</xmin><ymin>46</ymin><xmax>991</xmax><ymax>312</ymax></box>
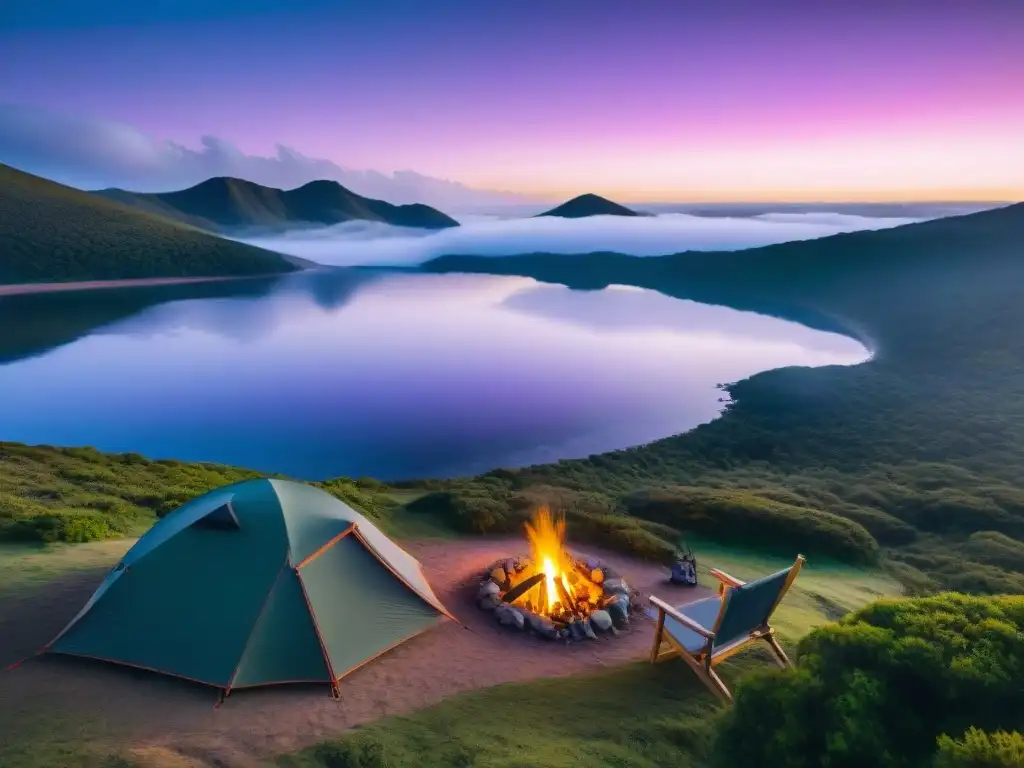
<box><xmin>833</xmin><ymin>502</ymin><xmax>918</xmax><ymax>545</ymax></box>
<box><xmin>934</xmin><ymin>728</ymin><xmax>1024</xmax><ymax>767</ymax></box>
<box><xmin>962</xmin><ymin>531</ymin><xmax>1024</xmax><ymax>573</ymax></box>
<box><xmin>713</xmin><ymin>594</ymin><xmax>1024</xmax><ymax>768</ymax></box>
<box><xmin>405</xmin><ymin>489</ymin><xmax>518</xmax><ymax>533</ymax></box>
<box><xmin>625</xmin><ymin>486</ymin><xmax>880</xmax><ymax>565</ymax></box>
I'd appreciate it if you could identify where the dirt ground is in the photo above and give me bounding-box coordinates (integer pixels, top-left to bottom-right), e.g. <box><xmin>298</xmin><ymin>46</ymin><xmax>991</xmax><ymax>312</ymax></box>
<box><xmin>0</xmin><ymin>538</ymin><xmax>712</xmax><ymax>767</ymax></box>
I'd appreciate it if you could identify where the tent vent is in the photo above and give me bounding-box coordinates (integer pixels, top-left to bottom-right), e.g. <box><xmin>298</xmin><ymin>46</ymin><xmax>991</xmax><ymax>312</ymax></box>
<box><xmin>191</xmin><ymin>502</ymin><xmax>241</xmax><ymax>532</ymax></box>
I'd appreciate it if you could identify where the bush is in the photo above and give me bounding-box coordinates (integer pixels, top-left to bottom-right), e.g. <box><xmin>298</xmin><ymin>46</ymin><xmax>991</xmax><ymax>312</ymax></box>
<box><xmin>934</xmin><ymin>728</ymin><xmax>1024</xmax><ymax>767</ymax></box>
<box><xmin>625</xmin><ymin>486</ymin><xmax>880</xmax><ymax>565</ymax></box>
<box><xmin>962</xmin><ymin>531</ymin><xmax>1024</xmax><ymax>573</ymax></box>
<box><xmin>712</xmin><ymin>594</ymin><xmax>1024</xmax><ymax>768</ymax></box>
<box><xmin>405</xmin><ymin>489</ymin><xmax>519</xmax><ymax>534</ymax></box>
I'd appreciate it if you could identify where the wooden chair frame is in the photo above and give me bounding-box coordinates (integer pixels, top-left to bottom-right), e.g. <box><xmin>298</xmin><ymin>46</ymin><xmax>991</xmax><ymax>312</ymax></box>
<box><xmin>649</xmin><ymin>555</ymin><xmax>805</xmax><ymax>702</ymax></box>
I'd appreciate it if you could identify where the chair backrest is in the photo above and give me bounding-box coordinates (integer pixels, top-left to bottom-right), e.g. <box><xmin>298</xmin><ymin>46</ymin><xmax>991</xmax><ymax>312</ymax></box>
<box><xmin>712</xmin><ymin>566</ymin><xmax>794</xmax><ymax>649</ymax></box>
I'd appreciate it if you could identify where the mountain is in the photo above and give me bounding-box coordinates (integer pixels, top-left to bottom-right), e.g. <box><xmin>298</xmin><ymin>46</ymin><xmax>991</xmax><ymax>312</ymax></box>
<box><xmin>0</xmin><ymin>164</ymin><xmax>298</xmax><ymax>285</ymax></box>
<box><xmin>537</xmin><ymin>193</ymin><xmax>642</xmax><ymax>218</ymax></box>
<box><xmin>96</xmin><ymin>177</ymin><xmax>461</xmax><ymax>232</ymax></box>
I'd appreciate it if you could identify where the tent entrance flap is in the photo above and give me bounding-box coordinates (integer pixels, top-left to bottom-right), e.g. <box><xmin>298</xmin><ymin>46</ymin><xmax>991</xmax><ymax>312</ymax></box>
<box><xmin>301</xmin><ymin>533</ymin><xmax>443</xmax><ymax>681</ymax></box>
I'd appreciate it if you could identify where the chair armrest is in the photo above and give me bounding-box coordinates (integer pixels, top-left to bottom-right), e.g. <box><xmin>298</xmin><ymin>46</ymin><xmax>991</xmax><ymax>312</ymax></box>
<box><xmin>708</xmin><ymin>568</ymin><xmax>745</xmax><ymax>587</ymax></box>
<box><xmin>649</xmin><ymin>596</ymin><xmax>715</xmax><ymax>639</ymax></box>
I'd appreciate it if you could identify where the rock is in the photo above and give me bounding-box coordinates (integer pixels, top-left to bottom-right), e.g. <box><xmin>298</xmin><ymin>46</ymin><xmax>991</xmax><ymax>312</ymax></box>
<box><xmin>569</xmin><ymin>620</ymin><xmax>587</xmax><ymax>641</ymax></box>
<box><xmin>590</xmin><ymin>568</ymin><xmax>605</xmax><ymax>584</ymax></box>
<box><xmin>607</xmin><ymin>599</ymin><xmax>630</xmax><ymax>628</ymax></box>
<box><xmin>504</xmin><ymin>558</ymin><xmax>516</xmax><ymax>575</ymax></box>
<box><xmin>601</xmin><ymin>566</ymin><xmax>620</xmax><ymax>581</ymax></box>
<box><xmin>582</xmin><ymin>618</ymin><xmax>599</xmax><ymax>640</ymax></box>
<box><xmin>603</xmin><ymin>577</ymin><xmax>630</xmax><ymax>595</ymax></box>
<box><xmin>589</xmin><ymin>610</ymin><xmax>613</xmax><ymax>632</ymax></box>
<box><xmin>478</xmin><ymin>580</ymin><xmax>501</xmax><ymax>600</ymax></box>
<box><xmin>525</xmin><ymin>612</ymin><xmax>559</xmax><ymax>639</ymax></box>
<box><xmin>479</xmin><ymin>594</ymin><xmax>502</xmax><ymax>611</ymax></box>
<box><xmin>489</xmin><ymin>567</ymin><xmax>508</xmax><ymax>587</ymax></box>
<box><xmin>610</xmin><ymin>626</ymin><xmax>621</xmax><ymax>637</ymax></box>
<box><xmin>495</xmin><ymin>605</ymin><xmax>525</xmax><ymax>630</ymax></box>
<box><xmin>585</xmin><ymin>557</ymin><xmax>602</xmax><ymax>571</ymax></box>
<box><xmin>601</xmin><ymin>592</ymin><xmax>628</xmax><ymax>610</ymax></box>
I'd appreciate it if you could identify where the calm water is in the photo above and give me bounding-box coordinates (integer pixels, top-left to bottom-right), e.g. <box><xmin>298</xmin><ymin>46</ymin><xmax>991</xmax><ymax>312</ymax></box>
<box><xmin>0</xmin><ymin>269</ymin><xmax>866</xmax><ymax>479</ymax></box>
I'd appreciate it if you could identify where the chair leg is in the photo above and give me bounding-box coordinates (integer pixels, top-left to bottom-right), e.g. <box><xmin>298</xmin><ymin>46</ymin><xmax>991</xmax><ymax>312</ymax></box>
<box><xmin>677</xmin><ymin>652</ymin><xmax>731</xmax><ymax>702</ymax></box>
<box><xmin>707</xmin><ymin>667</ymin><xmax>733</xmax><ymax>702</ymax></box>
<box><xmin>650</xmin><ymin>611</ymin><xmax>666</xmax><ymax>664</ymax></box>
<box><xmin>765</xmin><ymin>634</ymin><xmax>793</xmax><ymax>669</ymax></box>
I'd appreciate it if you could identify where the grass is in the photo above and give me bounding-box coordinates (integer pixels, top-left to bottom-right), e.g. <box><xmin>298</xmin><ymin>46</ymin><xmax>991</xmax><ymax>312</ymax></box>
<box><xmin>686</xmin><ymin>538</ymin><xmax>902</xmax><ymax>638</ymax></box>
<box><xmin>0</xmin><ymin>163</ymin><xmax>296</xmax><ymax>285</ymax></box>
<box><xmin>0</xmin><ymin>540</ymin><xmax>131</xmax><ymax>594</ymax></box>
<box><xmin>0</xmin><ymin>689</ymin><xmax>135</xmax><ymax>768</ymax></box>
<box><xmin>279</xmin><ymin>664</ymin><xmax>723</xmax><ymax>768</ymax></box>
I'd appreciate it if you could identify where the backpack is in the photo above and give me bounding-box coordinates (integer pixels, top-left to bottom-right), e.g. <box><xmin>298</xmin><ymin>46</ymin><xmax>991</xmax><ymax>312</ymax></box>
<box><xmin>669</xmin><ymin>539</ymin><xmax>699</xmax><ymax>586</ymax></box>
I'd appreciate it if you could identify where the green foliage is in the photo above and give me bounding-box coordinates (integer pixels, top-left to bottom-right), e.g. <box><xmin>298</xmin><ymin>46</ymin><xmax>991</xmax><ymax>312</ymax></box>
<box><xmin>934</xmin><ymin>728</ymin><xmax>1024</xmax><ymax>767</ymax></box>
<box><xmin>712</xmin><ymin>594</ymin><xmax>1024</xmax><ymax>768</ymax></box>
<box><xmin>626</xmin><ymin>486</ymin><xmax>879</xmax><ymax>564</ymax></box>
<box><xmin>0</xmin><ymin>164</ymin><xmax>296</xmax><ymax>284</ymax></box>
<box><xmin>0</xmin><ymin>442</ymin><xmax>394</xmax><ymax>544</ymax></box>
<box><xmin>962</xmin><ymin>532</ymin><xmax>1024</xmax><ymax>573</ymax></box>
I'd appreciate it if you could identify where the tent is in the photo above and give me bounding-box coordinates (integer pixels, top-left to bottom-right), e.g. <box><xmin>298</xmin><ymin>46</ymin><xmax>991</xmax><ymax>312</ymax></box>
<box><xmin>41</xmin><ymin>478</ymin><xmax>457</xmax><ymax>698</ymax></box>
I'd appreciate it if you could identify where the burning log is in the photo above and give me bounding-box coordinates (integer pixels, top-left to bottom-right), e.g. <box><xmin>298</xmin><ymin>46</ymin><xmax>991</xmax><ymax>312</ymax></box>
<box><xmin>554</xmin><ymin>576</ymin><xmax>574</xmax><ymax>608</ymax></box>
<box><xmin>501</xmin><ymin>572</ymin><xmax>545</xmax><ymax>604</ymax></box>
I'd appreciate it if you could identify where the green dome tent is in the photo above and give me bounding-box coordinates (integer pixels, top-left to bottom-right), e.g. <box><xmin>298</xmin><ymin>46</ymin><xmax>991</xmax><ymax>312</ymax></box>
<box><xmin>40</xmin><ymin>478</ymin><xmax>458</xmax><ymax>699</ymax></box>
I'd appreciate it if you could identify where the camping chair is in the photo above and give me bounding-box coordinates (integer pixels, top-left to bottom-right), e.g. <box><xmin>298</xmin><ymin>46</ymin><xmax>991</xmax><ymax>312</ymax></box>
<box><xmin>648</xmin><ymin>555</ymin><xmax>805</xmax><ymax>702</ymax></box>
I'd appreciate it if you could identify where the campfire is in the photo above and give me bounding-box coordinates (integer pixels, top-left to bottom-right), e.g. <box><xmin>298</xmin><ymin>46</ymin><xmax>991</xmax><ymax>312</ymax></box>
<box><xmin>476</xmin><ymin>507</ymin><xmax>639</xmax><ymax>641</ymax></box>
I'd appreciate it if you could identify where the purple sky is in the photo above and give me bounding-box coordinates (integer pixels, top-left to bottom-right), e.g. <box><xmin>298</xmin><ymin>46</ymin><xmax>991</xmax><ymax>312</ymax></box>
<box><xmin>2</xmin><ymin>0</ymin><xmax>1022</xmax><ymax>201</ymax></box>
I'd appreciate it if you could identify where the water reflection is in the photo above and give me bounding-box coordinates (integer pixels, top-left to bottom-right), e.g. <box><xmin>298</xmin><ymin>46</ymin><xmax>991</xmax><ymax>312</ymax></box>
<box><xmin>0</xmin><ymin>270</ymin><xmax>867</xmax><ymax>479</ymax></box>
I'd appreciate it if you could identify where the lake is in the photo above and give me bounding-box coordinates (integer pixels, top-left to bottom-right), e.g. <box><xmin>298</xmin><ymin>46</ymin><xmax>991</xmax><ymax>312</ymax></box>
<box><xmin>0</xmin><ymin>269</ymin><xmax>867</xmax><ymax>480</ymax></box>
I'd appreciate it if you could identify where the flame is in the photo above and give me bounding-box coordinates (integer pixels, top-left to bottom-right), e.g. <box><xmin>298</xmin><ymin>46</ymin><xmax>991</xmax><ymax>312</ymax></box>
<box><xmin>505</xmin><ymin>506</ymin><xmax>600</xmax><ymax>620</ymax></box>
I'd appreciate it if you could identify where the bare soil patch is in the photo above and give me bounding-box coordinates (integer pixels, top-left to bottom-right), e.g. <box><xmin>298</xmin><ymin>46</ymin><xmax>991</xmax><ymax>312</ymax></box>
<box><xmin>0</xmin><ymin>537</ymin><xmax>710</xmax><ymax>767</ymax></box>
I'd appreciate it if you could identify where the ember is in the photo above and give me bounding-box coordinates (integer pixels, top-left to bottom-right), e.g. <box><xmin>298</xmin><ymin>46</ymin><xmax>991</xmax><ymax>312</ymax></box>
<box><xmin>476</xmin><ymin>506</ymin><xmax>639</xmax><ymax>641</ymax></box>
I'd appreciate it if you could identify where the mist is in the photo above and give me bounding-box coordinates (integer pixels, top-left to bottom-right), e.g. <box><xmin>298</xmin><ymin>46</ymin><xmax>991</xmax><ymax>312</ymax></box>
<box><xmin>237</xmin><ymin>211</ymin><xmax>922</xmax><ymax>267</ymax></box>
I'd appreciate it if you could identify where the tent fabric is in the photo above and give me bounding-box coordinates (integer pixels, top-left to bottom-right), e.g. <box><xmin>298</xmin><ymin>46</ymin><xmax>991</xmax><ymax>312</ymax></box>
<box><xmin>45</xmin><ymin>478</ymin><xmax>453</xmax><ymax>693</ymax></box>
<box><xmin>300</xmin><ymin>534</ymin><xmax>442</xmax><ymax>679</ymax></box>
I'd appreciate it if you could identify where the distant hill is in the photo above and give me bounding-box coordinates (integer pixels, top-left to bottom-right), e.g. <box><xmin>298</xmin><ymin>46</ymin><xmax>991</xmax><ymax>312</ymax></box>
<box><xmin>97</xmin><ymin>177</ymin><xmax>461</xmax><ymax>232</ymax></box>
<box><xmin>537</xmin><ymin>194</ymin><xmax>642</xmax><ymax>218</ymax></box>
<box><xmin>0</xmin><ymin>164</ymin><xmax>298</xmax><ymax>285</ymax></box>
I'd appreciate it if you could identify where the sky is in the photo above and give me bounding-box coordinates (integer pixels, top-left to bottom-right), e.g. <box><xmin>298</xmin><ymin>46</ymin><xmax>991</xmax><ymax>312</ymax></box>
<box><xmin>1</xmin><ymin>0</ymin><xmax>1022</xmax><ymax>202</ymax></box>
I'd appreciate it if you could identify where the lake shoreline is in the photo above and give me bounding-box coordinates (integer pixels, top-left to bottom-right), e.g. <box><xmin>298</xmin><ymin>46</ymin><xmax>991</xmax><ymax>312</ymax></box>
<box><xmin>0</xmin><ymin>273</ymin><xmax>292</xmax><ymax>298</ymax></box>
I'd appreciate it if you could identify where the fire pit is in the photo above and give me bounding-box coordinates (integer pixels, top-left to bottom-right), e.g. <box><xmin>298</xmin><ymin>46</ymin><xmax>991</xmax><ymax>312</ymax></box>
<box><xmin>476</xmin><ymin>507</ymin><xmax>642</xmax><ymax>641</ymax></box>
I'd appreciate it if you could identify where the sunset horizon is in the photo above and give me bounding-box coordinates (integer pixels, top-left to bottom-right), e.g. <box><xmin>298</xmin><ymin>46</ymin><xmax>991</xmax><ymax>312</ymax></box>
<box><xmin>2</xmin><ymin>0</ymin><xmax>1021</xmax><ymax>204</ymax></box>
